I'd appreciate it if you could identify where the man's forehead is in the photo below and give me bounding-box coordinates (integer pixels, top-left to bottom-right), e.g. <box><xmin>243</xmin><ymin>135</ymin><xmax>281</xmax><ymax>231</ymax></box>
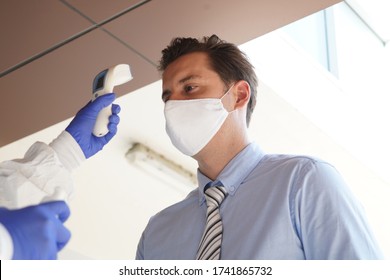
<box><xmin>163</xmin><ymin>52</ymin><xmax>210</xmax><ymax>74</ymax></box>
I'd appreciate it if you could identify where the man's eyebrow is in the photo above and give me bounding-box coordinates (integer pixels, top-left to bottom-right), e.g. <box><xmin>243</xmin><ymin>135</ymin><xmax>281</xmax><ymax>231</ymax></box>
<box><xmin>178</xmin><ymin>75</ymin><xmax>202</xmax><ymax>84</ymax></box>
<box><xmin>162</xmin><ymin>75</ymin><xmax>202</xmax><ymax>100</ymax></box>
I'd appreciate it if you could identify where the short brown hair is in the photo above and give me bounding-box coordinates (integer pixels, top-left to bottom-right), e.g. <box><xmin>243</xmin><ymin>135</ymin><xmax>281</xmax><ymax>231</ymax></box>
<box><xmin>159</xmin><ymin>35</ymin><xmax>258</xmax><ymax>126</ymax></box>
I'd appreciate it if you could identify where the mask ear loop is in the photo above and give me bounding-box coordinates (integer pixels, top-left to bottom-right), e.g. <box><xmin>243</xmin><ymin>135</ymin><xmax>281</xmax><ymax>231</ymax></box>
<box><xmin>220</xmin><ymin>83</ymin><xmax>236</xmax><ymax>100</ymax></box>
<box><xmin>220</xmin><ymin>83</ymin><xmax>236</xmax><ymax>113</ymax></box>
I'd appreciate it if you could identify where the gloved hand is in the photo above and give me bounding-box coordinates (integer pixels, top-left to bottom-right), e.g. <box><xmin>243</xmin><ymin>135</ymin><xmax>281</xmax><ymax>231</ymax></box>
<box><xmin>65</xmin><ymin>93</ymin><xmax>121</xmax><ymax>158</ymax></box>
<box><xmin>0</xmin><ymin>201</ymin><xmax>71</xmax><ymax>260</ymax></box>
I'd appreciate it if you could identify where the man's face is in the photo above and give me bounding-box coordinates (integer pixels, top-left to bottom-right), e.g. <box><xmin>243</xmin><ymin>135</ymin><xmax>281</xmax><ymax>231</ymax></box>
<box><xmin>161</xmin><ymin>52</ymin><xmax>226</xmax><ymax>103</ymax></box>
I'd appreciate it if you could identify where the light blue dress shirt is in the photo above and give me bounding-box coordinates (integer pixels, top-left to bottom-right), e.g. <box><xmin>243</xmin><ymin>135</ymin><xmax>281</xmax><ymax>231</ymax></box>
<box><xmin>136</xmin><ymin>142</ymin><xmax>383</xmax><ymax>259</ymax></box>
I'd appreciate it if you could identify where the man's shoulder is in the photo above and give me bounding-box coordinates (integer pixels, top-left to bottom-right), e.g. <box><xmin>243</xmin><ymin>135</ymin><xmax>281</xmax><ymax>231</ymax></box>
<box><xmin>247</xmin><ymin>152</ymin><xmax>339</xmax><ymax>185</ymax></box>
<box><xmin>257</xmin><ymin>153</ymin><xmax>329</xmax><ymax>171</ymax></box>
<box><xmin>149</xmin><ymin>189</ymin><xmax>199</xmax><ymax>223</ymax></box>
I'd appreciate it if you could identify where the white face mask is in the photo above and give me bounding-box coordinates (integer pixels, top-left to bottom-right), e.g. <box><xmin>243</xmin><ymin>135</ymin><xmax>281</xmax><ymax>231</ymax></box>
<box><xmin>164</xmin><ymin>85</ymin><xmax>234</xmax><ymax>156</ymax></box>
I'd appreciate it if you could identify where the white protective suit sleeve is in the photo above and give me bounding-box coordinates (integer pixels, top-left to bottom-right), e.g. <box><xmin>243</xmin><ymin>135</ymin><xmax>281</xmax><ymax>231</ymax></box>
<box><xmin>0</xmin><ymin>131</ymin><xmax>85</xmax><ymax>208</ymax></box>
<box><xmin>0</xmin><ymin>130</ymin><xmax>85</xmax><ymax>259</ymax></box>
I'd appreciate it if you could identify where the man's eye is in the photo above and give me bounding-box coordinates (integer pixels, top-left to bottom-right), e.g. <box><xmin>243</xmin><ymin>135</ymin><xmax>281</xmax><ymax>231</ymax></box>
<box><xmin>184</xmin><ymin>85</ymin><xmax>195</xmax><ymax>92</ymax></box>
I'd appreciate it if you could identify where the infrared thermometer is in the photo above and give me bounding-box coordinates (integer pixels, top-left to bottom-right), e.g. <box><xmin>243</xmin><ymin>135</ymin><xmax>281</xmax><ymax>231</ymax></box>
<box><xmin>92</xmin><ymin>64</ymin><xmax>133</xmax><ymax>137</ymax></box>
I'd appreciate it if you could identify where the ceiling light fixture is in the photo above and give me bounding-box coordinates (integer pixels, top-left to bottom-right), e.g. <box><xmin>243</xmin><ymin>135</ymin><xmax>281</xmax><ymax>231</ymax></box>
<box><xmin>125</xmin><ymin>142</ymin><xmax>197</xmax><ymax>191</ymax></box>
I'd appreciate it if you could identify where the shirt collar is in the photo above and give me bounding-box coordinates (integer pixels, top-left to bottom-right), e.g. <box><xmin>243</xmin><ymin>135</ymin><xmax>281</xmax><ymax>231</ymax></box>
<box><xmin>197</xmin><ymin>142</ymin><xmax>265</xmax><ymax>205</ymax></box>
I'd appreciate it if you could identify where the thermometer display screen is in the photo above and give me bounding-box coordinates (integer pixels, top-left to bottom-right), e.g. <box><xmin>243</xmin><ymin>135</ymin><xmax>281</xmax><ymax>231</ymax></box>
<box><xmin>93</xmin><ymin>69</ymin><xmax>108</xmax><ymax>92</ymax></box>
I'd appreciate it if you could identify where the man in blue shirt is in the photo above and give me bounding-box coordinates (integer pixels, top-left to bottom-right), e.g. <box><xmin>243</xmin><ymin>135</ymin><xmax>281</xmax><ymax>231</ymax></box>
<box><xmin>136</xmin><ymin>35</ymin><xmax>383</xmax><ymax>259</ymax></box>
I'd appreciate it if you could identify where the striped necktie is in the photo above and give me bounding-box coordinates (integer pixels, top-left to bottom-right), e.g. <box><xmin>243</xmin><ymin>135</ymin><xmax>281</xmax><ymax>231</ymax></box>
<box><xmin>196</xmin><ymin>185</ymin><xmax>228</xmax><ymax>260</ymax></box>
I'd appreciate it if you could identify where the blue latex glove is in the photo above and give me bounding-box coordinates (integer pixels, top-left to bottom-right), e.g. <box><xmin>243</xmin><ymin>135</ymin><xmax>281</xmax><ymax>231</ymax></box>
<box><xmin>65</xmin><ymin>93</ymin><xmax>121</xmax><ymax>158</ymax></box>
<box><xmin>0</xmin><ymin>201</ymin><xmax>71</xmax><ymax>260</ymax></box>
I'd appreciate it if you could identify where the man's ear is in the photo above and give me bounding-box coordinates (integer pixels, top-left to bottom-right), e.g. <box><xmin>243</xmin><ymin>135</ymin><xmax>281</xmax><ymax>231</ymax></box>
<box><xmin>234</xmin><ymin>80</ymin><xmax>251</xmax><ymax>110</ymax></box>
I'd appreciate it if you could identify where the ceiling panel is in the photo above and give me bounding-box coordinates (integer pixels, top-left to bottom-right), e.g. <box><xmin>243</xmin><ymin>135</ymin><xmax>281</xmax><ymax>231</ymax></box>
<box><xmin>0</xmin><ymin>0</ymin><xmax>91</xmax><ymax>73</ymax></box>
<box><xmin>66</xmin><ymin>0</ymin><xmax>146</xmax><ymax>23</ymax></box>
<box><xmin>104</xmin><ymin>0</ymin><xmax>342</xmax><ymax>64</ymax></box>
<box><xmin>0</xmin><ymin>28</ymin><xmax>159</xmax><ymax>146</ymax></box>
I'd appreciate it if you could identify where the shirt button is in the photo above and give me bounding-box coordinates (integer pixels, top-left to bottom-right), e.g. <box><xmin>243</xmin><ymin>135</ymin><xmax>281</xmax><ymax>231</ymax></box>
<box><xmin>229</xmin><ymin>187</ymin><xmax>235</xmax><ymax>192</ymax></box>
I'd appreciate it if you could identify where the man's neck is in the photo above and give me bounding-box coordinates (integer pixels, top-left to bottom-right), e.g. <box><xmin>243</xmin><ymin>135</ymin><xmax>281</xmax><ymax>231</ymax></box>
<box><xmin>195</xmin><ymin>133</ymin><xmax>250</xmax><ymax>181</ymax></box>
